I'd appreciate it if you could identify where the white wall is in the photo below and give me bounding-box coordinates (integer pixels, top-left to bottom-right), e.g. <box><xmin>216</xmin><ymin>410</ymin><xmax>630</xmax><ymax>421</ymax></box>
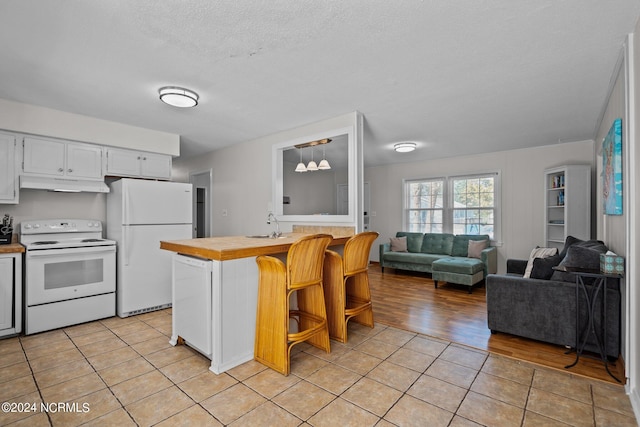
<box><xmin>1</xmin><ymin>190</ymin><xmax>107</xmax><ymax>228</ymax></box>
<box><xmin>365</xmin><ymin>140</ymin><xmax>595</xmax><ymax>272</ymax></box>
<box><xmin>0</xmin><ymin>98</ymin><xmax>180</xmax><ymax>156</ymax></box>
<box><xmin>172</xmin><ymin>112</ymin><xmax>360</xmax><ymax>237</ymax></box>
<box><xmin>282</xmin><ymin>160</ymin><xmax>339</xmax><ymax>215</ymax></box>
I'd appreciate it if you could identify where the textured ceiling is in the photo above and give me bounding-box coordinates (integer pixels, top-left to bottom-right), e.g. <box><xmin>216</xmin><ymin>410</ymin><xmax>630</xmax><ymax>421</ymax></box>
<box><xmin>1</xmin><ymin>1</ymin><xmax>639</xmax><ymax>166</ymax></box>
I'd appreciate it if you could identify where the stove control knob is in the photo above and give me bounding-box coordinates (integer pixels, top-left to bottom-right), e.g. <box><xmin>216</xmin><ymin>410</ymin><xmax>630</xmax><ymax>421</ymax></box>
<box><xmin>34</xmin><ymin>224</ymin><xmax>40</xmax><ymax>229</ymax></box>
<box><xmin>24</xmin><ymin>224</ymin><xmax>32</xmax><ymax>230</ymax></box>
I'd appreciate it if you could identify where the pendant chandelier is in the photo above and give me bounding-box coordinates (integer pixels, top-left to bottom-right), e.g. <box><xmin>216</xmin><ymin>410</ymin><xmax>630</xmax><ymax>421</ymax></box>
<box><xmin>293</xmin><ymin>138</ymin><xmax>332</xmax><ymax>172</ymax></box>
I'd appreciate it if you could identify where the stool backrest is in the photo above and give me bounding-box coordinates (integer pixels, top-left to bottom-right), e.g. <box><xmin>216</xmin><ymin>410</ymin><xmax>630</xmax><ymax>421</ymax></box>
<box><xmin>287</xmin><ymin>234</ymin><xmax>333</xmax><ymax>291</ymax></box>
<box><xmin>343</xmin><ymin>231</ymin><xmax>379</xmax><ymax>277</ymax></box>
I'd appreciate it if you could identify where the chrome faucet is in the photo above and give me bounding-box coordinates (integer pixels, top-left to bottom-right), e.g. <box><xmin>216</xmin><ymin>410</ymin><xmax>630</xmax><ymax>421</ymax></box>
<box><xmin>267</xmin><ymin>212</ymin><xmax>281</xmax><ymax>238</ymax></box>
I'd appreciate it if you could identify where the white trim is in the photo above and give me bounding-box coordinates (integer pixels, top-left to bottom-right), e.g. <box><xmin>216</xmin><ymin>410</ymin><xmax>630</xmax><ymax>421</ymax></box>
<box><xmin>189</xmin><ymin>168</ymin><xmax>213</xmax><ymax>238</ymax></box>
<box><xmin>623</xmin><ymin>33</ymin><xmax>640</xmax><ymax>419</ymax></box>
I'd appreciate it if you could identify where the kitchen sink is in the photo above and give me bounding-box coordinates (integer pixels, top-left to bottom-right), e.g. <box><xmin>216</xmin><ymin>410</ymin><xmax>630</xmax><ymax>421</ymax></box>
<box><xmin>245</xmin><ymin>234</ymin><xmax>289</xmax><ymax>239</ymax></box>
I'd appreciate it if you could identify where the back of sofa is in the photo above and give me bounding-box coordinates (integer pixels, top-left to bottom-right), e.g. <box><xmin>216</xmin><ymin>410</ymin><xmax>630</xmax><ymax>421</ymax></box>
<box><xmin>421</xmin><ymin>233</ymin><xmax>454</xmax><ymax>255</ymax></box>
<box><xmin>451</xmin><ymin>234</ymin><xmax>491</xmax><ymax>257</ymax></box>
<box><xmin>395</xmin><ymin>232</ymin><xmax>425</xmax><ymax>253</ymax></box>
<box><xmin>394</xmin><ymin>232</ymin><xmax>491</xmax><ymax>256</ymax></box>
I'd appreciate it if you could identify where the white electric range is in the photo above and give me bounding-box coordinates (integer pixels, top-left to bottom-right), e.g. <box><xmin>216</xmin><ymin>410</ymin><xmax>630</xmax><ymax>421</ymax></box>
<box><xmin>20</xmin><ymin>219</ymin><xmax>116</xmax><ymax>335</ymax></box>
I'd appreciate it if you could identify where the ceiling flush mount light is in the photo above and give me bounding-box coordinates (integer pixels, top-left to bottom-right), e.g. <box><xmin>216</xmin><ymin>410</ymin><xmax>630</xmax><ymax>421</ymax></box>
<box><xmin>158</xmin><ymin>86</ymin><xmax>199</xmax><ymax>108</ymax></box>
<box><xmin>394</xmin><ymin>142</ymin><xmax>417</xmax><ymax>153</ymax></box>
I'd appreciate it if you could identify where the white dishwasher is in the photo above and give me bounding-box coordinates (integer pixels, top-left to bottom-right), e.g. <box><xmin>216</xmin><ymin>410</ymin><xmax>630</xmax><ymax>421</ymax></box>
<box><xmin>170</xmin><ymin>254</ymin><xmax>212</xmax><ymax>358</ymax></box>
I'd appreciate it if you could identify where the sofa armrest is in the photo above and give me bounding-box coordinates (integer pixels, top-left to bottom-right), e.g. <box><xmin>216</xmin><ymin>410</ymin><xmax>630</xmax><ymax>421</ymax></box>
<box><xmin>480</xmin><ymin>246</ymin><xmax>497</xmax><ymax>275</ymax></box>
<box><xmin>506</xmin><ymin>259</ymin><xmax>527</xmax><ymax>275</ymax></box>
<box><xmin>379</xmin><ymin>243</ymin><xmax>391</xmax><ymax>266</ymax></box>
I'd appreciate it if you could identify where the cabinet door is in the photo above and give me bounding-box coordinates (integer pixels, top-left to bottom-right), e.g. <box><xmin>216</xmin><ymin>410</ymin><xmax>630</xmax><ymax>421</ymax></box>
<box><xmin>0</xmin><ymin>134</ymin><xmax>18</xmax><ymax>203</ymax></box>
<box><xmin>106</xmin><ymin>148</ymin><xmax>141</xmax><ymax>177</ymax></box>
<box><xmin>67</xmin><ymin>143</ymin><xmax>103</xmax><ymax>179</ymax></box>
<box><xmin>23</xmin><ymin>137</ymin><xmax>65</xmax><ymax>176</ymax></box>
<box><xmin>0</xmin><ymin>257</ymin><xmax>13</xmax><ymax>331</ymax></box>
<box><xmin>140</xmin><ymin>153</ymin><xmax>172</xmax><ymax>179</ymax></box>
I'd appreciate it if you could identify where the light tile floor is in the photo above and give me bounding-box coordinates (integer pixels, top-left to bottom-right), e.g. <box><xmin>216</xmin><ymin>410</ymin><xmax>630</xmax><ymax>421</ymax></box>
<box><xmin>0</xmin><ymin>309</ymin><xmax>637</xmax><ymax>427</ymax></box>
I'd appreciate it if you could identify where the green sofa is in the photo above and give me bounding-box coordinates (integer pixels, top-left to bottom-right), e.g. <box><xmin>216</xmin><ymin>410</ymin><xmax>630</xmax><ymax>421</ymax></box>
<box><xmin>379</xmin><ymin>232</ymin><xmax>497</xmax><ymax>293</ymax></box>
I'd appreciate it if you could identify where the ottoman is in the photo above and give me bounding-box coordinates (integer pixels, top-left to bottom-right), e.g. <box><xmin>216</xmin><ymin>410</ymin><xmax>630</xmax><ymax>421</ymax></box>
<box><xmin>431</xmin><ymin>257</ymin><xmax>485</xmax><ymax>293</ymax></box>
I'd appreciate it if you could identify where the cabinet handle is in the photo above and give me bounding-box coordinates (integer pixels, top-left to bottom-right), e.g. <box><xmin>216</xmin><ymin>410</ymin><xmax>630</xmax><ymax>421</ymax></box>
<box><xmin>137</xmin><ymin>156</ymin><xmax>141</xmax><ymax>160</ymax></box>
<box><xmin>58</xmin><ymin>168</ymin><xmax>64</xmax><ymax>172</ymax></box>
<box><xmin>142</xmin><ymin>157</ymin><xmax>147</xmax><ymax>160</ymax></box>
<box><xmin>68</xmin><ymin>169</ymin><xmax>73</xmax><ymax>173</ymax></box>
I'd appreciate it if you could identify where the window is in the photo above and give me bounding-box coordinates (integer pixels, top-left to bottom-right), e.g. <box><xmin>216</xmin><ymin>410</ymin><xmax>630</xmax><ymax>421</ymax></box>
<box><xmin>404</xmin><ymin>172</ymin><xmax>500</xmax><ymax>241</ymax></box>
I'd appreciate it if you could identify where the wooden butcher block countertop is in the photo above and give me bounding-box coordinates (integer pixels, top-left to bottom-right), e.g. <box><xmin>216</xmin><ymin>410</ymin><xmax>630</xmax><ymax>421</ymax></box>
<box><xmin>0</xmin><ymin>243</ymin><xmax>25</xmax><ymax>254</ymax></box>
<box><xmin>160</xmin><ymin>233</ymin><xmax>350</xmax><ymax>262</ymax></box>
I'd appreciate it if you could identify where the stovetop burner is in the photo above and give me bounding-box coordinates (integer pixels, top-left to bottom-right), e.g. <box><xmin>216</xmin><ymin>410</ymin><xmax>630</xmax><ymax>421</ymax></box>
<box><xmin>20</xmin><ymin>219</ymin><xmax>116</xmax><ymax>250</ymax></box>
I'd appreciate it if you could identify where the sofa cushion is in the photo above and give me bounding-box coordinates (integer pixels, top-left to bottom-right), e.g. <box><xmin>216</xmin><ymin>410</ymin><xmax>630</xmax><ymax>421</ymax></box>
<box><xmin>530</xmin><ymin>254</ymin><xmax>563</xmax><ymax>280</ymax></box>
<box><xmin>396</xmin><ymin>232</ymin><xmax>424</xmax><ymax>253</ymax></box>
<box><xmin>451</xmin><ymin>234</ymin><xmax>491</xmax><ymax>257</ymax></box>
<box><xmin>551</xmin><ymin>245</ymin><xmax>607</xmax><ymax>283</ymax></box>
<box><xmin>383</xmin><ymin>251</ymin><xmax>448</xmax><ymax>265</ymax></box>
<box><xmin>432</xmin><ymin>257</ymin><xmax>484</xmax><ymax>275</ymax></box>
<box><xmin>420</xmin><ymin>233</ymin><xmax>454</xmax><ymax>255</ymax></box>
<box><xmin>559</xmin><ymin>236</ymin><xmax>607</xmax><ymax>259</ymax></box>
<box><xmin>390</xmin><ymin>236</ymin><xmax>407</xmax><ymax>252</ymax></box>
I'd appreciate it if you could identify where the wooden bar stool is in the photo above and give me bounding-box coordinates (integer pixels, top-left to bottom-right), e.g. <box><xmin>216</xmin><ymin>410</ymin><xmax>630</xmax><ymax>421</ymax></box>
<box><xmin>323</xmin><ymin>231</ymin><xmax>379</xmax><ymax>343</ymax></box>
<box><xmin>254</xmin><ymin>234</ymin><xmax>333</xmax><ymax>375</ymax></box>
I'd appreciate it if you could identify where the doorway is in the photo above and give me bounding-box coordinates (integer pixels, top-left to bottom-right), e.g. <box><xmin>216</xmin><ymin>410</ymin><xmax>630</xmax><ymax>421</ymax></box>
<box><xmin>189</xmin><ymin>169</ymin><xmax>212</xmax><ymax>238</ymax></box>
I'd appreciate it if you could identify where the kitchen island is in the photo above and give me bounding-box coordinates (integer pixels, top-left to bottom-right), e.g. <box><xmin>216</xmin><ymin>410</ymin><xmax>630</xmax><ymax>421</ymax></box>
<box><xmin>160</xmin><ymin>233</ymin><xmax>350</xmax><ymax>374</ymax></box>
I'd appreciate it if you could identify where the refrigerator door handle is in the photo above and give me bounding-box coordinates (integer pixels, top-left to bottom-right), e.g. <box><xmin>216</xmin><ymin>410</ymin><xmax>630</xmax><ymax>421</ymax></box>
<box><xmin>124</xmin><ymin>185</ymin><xmax>131</xmax><ymax>225</ymax></box>
<box><xmin>123</xmin><ymin>226</ymin><xmax>129</xmax><ymax>266</ymax></box>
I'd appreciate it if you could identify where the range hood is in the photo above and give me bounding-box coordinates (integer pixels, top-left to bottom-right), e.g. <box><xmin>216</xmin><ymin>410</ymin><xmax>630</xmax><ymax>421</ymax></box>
<box><xmin>20</xmin><ymin>176</ymin><xmax>110</xmax><ymax>193</ymax></box>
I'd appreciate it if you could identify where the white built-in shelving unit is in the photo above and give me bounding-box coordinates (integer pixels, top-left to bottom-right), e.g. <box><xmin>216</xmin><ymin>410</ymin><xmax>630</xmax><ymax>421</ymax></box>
<box><xmin>544</xmin><ymin>165</ymin><xmax>591</xmax><ymax>250</ymax></box>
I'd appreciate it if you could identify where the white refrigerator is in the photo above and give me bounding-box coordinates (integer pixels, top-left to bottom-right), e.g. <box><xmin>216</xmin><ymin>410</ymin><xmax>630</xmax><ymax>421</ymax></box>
<box><xmin>107</xmin><ymin>178</ymin><xmax>193</xmax><ymax>317</ymax></box>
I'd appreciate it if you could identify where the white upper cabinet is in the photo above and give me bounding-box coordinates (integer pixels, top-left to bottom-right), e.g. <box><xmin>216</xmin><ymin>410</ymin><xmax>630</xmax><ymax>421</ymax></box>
<box><xmin>0</xmin><ymin>133</ymin><xmax>19</xmax><ymax>204</ymax></box>
<box><xmin>23</xmin><ymin>136</ymin><xmax>103</xmax><ymax>180</ymax></box>
<box><xmin>66</xmin><ymin>143</ymin><xmax>104</xmax><ymax>179</ymax></box>
<box><xmin>106</xmin><ymin>148</ymin><xmax>171</xmax><ymax>180</ymax></box>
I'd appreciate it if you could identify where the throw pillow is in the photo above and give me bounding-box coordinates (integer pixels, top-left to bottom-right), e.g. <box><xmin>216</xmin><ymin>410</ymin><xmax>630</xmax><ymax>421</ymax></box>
<box><xmin>523</xmin><ymin>247</ymin><xmax>558</xmax><ymax>278</ymax></box>
<box><xmin>467</xmin><ymin>239</ymin><xmax>488</xmax><ymax>259</ymax></box>
<box><xmin>530</xmin><ymin>254</ymin><xmax>563</xmax><ymax>280</ymax></box>
<box><xmin>550</xmin><ymin>245</ymin><xmax>604</xmax><ymax>283</ymax></box>
<box><xmin>390</xmin><ymin>236</ymin><xmax>408</xmax><ymax>252</ymax></box>
<box><xmin>559</xmin><ymin>236</ymin><xmax>607</xmax><ymax>259</ymax></box>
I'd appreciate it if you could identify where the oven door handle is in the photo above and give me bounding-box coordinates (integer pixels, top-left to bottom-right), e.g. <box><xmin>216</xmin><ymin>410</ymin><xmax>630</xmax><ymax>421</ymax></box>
<box><xmin>27</xmin><ymin>246</ymin><xmax>116</xmax><ymax>257</ymax></box>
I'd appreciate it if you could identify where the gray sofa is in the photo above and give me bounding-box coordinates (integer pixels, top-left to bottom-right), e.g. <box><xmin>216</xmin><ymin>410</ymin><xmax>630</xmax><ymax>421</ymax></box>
<box><xmin>486</xmin><ymin>237</ymin><xmax>621</xmax><ymax>359</ymax></box>
<box><xmin>379</xmin><ymin>232</ymin><xmax>497</xmax><ymax>292</ymax></box>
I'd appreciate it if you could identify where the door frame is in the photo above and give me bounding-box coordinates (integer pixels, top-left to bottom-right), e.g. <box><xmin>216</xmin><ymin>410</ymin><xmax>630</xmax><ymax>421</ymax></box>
<box><xmin>189</xmin><ymin>169</ymin><xmax>213</xmax><ymax>238</ymax></box>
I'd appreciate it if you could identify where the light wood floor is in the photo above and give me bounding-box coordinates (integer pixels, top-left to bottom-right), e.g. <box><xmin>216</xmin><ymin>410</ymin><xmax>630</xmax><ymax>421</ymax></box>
<box><xmin>368</xmin><ymin>264</ymin><xmax>625</xmax><ymax>385</ymax></box>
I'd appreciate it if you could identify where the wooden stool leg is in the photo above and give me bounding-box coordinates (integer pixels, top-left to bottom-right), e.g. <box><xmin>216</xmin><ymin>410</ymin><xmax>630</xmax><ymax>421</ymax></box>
<box><xmin>347</xmin><ymin>273</ymin><xmax>374</xmax><ymax>328</ymax></box>
<box><xmin>323</xmin><ymin>250</ymin><xmax>347</xmax><ymax>343</ymax></box>
<box><xmin>295</xmin><ymin>284</ymin><xmax>331</xmax><ymax>352</ymax></box>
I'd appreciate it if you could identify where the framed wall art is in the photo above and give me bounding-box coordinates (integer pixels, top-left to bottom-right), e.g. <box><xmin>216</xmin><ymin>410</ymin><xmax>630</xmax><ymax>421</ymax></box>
<box><xmin>602</xmin><ymin>118</ymin><xmax>622</xmax><ymax>215</ymax></box>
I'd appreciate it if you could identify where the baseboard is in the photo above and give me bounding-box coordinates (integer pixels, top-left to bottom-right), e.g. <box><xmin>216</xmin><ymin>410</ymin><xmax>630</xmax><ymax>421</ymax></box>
<box><xmin>627</xmin><ymin>384</ymin><xmax>640</xmax><ymax>422</ymax></box>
